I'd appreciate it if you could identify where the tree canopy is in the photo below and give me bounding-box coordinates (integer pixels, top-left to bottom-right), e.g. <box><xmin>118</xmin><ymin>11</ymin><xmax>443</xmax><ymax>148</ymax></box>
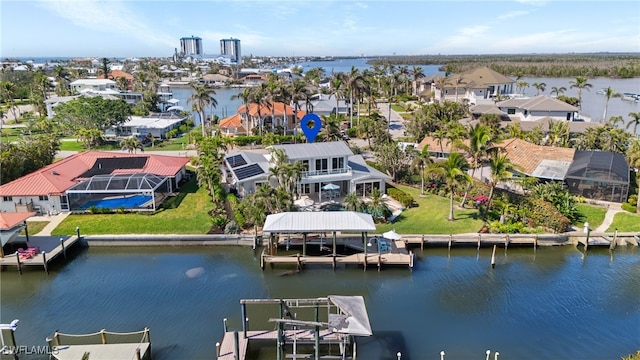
<box><xmin>53</xmin><ymin>95</ymin><xmax>132</xmax><ymax>132</ymax></box>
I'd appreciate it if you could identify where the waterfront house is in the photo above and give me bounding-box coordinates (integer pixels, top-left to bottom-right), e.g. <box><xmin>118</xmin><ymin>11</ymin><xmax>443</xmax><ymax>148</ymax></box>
<box><xmin>419</xmin><ymin>67</ymin><xmax>515</xmax><ymax>104</ymax></box>
<box><xmin>495</xmin><ymin>95</ymin><xmax>579</xmax><ymax>122</ymax></box>
<box><xmin>105</xmin><ymin>112</ymin><xmax>188</xmax><ymax>139</ymax></box>
<box><xmin>219</xmin><ymin>102</ymin><xmax>305</xmax><ymax>136</ymax></box>
<box><xmin>97</xmin><ymin>69</ymin><xmax>134</xmax><ymax>90</ymax></box>
<box><xmin>224</xmin><ymin>141</ymin><xmax>391</xmax><ymax>199</ymax></box>
<box><xmin>296</xmin><ymin>93</ymin><xmax>352</xmax><ymax>117</ymax></box>
<box><xmin>0</xmin><ymin>152</ymin><xmax>190</xmax><ymax>214</ymax></box>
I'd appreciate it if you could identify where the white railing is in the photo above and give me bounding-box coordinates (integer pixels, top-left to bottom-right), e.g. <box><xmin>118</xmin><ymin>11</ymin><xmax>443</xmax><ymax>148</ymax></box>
<box><xmin>302</xmin><ymin>166</ymin><xmax>351</xmax><ymax>178</ymax></box>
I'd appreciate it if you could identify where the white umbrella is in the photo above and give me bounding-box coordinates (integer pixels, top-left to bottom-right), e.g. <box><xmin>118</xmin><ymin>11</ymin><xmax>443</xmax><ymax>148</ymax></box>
<box><xmin>294</xmin><ymin>196</ymin><xmax>314</xmax><ymax>207</ymax></box>
<box><xmin>167</xmin><ymin>105</ymin><xmax>184</xmax><ymax>112</ymax></box>
<box><xmin>382</xmin><ymin>230</ymin><xmax>402</xmax><ymax>240</ymax></box>
<box><xmin>322</xmin><ymin>183</ymin><xmax>340</xmax><ymax>190</ymax></box>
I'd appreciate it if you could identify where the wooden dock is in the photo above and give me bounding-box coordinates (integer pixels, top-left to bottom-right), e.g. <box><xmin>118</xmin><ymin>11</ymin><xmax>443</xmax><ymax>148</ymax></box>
<box><xmin>0</xmin><ymin>235</ymin><xmax>82</xmax><ymax>273</ymax></box>
<box><xmin>262</xmin><ymin>240</ymin><xmax>413</xmax><ymax>270</ymax></box>
<box><xmin>217</xmin><ymin>329</ymin><xmax>344</xmax><ymax>360</ymax></box>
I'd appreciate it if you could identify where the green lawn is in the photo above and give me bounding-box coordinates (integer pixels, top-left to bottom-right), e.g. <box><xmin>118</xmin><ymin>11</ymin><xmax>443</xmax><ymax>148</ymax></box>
<box><xmin>607</xmin><ymin>212</ymin><xmax>640</xmax><ymax>232</ymax></box>
<box><xmin>51</xmin><ymin>178</ymin><xmax>216</xmax><ymax>235</ymax></box>
<box><xmin>21</xmin><ymin>221</ymin><xmax>49</xmax><ymax>235</ymax></box>
<box><xmin>58</xmin><ymin>137</ymin><xmax>190</xmax><ymax>152</ymax></box>
<box><xmin>391</xmin><ymin>104</ymin><xmax>405</xmax><ymax>112</ymax></box>
<box><xmin>377</xmin><ymin>184</ymin><xmax>484</xmax><ymax>235</ymax></box>
<box><xmin>574</xmin><ymin>203</ymin><xmax>607</xmax><ymax>229</ymax></box>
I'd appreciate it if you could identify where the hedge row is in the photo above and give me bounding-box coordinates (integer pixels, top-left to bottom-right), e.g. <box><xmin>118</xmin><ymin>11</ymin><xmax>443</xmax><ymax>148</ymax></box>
<box><xmin>387</xmin><ymin>188</ymin><xmax>414</xmax><ymax>208</ymax></box>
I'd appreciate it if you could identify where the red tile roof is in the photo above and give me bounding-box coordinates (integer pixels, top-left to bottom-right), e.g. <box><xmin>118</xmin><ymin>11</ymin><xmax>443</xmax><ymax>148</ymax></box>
<box><xmin>0</xmin><ymin>212</ymin><xmax>36</xmax><ymax>229</ymax></box>
<box><xmin>497</xmin><ymin>138</ymin><xmax>575</xmax><ymax>175</ymax></box>
<box><xmin>0</xmin><ymin>152</ymin><xmax>189</xmax><ymax>197</ymax></box>
<box><xmin>97</xmin><ymin>70</ymin><xmax>133</xmax><ymax>80</ymax></box>
<box><xmin>237</xmin><ymin>102</ymin><xmax>306</xmax><ymax>119</ymax></box>
<box><xmin>219</xmin><ymin>113</ymin><xmax>243</xmax><ymax>128</ymax></box>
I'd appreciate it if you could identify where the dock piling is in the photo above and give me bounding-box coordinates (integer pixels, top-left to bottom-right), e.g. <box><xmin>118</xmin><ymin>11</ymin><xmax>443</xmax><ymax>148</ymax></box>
<box><xmin>610</xmin><ymin>228</ymin><xmax>618</xmax><ymax>251</ymax></box>
<box><xmin>216</xmin><ymin>342</ymin><xmax>220</xmax><ymax>357</ymax></box>
<box><xmin>477</xmin><ymin>234</ymin><xmax>481</xmax><ymax>250</ymax></box>
<box><xmin>42</xmin><ymin>251</ymin><xmax>48</xmax><ymax>274</ymax></box>
<box><xmin>491</xmin><ymin>245</ymin><xmax>497</xmax><ymax>269</ymax></box>
<box><xmin>233</xmin><ymin>330</ymin><xmax>240</xmax><ymax>360</ymax></box>
<box><xmin>60</xmin><ymin>237</ymin><xmax>67</xmax><ymax>260</ymax></box>
<box><xmin>241</xmin><ymin>303</ymin><xmax>247</xmax><ymax>338</ymax></box>
<box><xmin>223</xmin><ymin>318</ymin><xmax>228</xmax><ymax>333</ymax></box>
<box><xmin>15</xmin><ymin>252</ymin><xmax>22</xmax><ymax>275</ymax></box>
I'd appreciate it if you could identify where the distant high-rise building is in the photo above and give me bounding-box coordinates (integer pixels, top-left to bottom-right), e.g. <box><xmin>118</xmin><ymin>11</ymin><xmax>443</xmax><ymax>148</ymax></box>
<box><xmin>180</xmin><ymin>36</ymin><xmax>203</xmax><ymax>56</ymax></box>
<box><xmin>220</xmin><ymin>38</ymin><xmax>241</xmax><ymax>64</ymax></box>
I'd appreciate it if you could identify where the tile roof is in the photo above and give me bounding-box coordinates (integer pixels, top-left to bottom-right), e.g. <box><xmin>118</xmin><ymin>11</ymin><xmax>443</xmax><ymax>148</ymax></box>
<box><xmin>219</xmin><ymin>113</ymin><xmax>243</xmax><ymax>128</ymax></box>
<box><xmin>237</xmin><ymin>102</ymin><xmax>306</xmax><ymax>118</ymax></box>
<box><xmin>97</xmin><ymin>70</ymin><xmax>133</xmax><ymax>80</ymax></box>
<box><xmin>0</xmin><ymin>152</ymin><xmax>189</xmax><ymax>197</ymax></box>
<box><xmin>444</xmin><ymin>67</ymin><xmax>515</xmax><ymax>88</ymax></box>
<box><xmin>0</xmin><ymin>212</ymin><xmax>36</xmax><ymax>229</ymax></box>
<box><xmin>497</xmin><ymin>95</ymin><xmax>579</xmax><ymax>112</ymax></box>
<box><xmin>498</xmin><ymin>138</ymin><xmax>575</xmax><ymax>177</ymax></box>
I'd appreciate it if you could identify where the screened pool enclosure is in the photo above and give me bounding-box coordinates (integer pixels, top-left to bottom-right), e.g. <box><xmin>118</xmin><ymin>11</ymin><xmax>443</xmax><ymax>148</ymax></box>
<box><xmin>67</xmin><ymin>173</ymin><xmax>171</xmax><ymax>212</ymax></box>
<box><xmin>565</xmin><ymin>151</ymin><xmax>630</xmax><ymax>203</ymax></box>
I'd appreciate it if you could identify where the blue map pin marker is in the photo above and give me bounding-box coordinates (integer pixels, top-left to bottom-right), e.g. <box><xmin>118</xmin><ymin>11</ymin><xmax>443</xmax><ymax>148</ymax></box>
<box><xmin>301</xmin><ymin>113</ymin><xmax>322</xmax><ymax>143</ymax></box>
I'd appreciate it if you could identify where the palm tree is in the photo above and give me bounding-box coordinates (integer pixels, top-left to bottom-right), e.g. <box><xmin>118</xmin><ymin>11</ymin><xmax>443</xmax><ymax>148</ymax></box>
<box><xmin>458</xmin><ymin>124</ymin><xmax>494</xmax><ymax>206</ymax></box>
<box><xmin>569</xmin><ymin>76</ymin><xmax>592</xmax><ymax>111</ymax></box>
<box><xmin>410</xmin><ymin>145</ymin><xmax>432</xmax><ymax>195</ymax></box>
<box><xmin>532</xmin><ymin>82</ymin><xmax>546</xmax><ymax>96</ymax></box>
<box><xmin>231</xmin><ymin>87</ymin><xmax>252</xmax><ymax>134</ymax></box>
<box><xmin>602</xmin><ymin>86</ymin><xmax>621</xmax><ymax>122</ymax></box>
<box><xmin>487</xmin><ymin>153</ymin><xmax>519</xmax><ymax>207</ymax></box>
<box><xmin>427</xmin><ymin>152</ymin><xmax>471</xmax><ymax>221</ymax></box>
<box><xmin>319</xmin><ymin>116</ymin><xmax>342</xmax><ymax>142</ymax></box>
<box><xmin>99</xmin><ymin>57</ymin><xmax>111</xmax><ymax>79</ymax></box>
<box><xmin>434</xmin><ymin>76</ymin><xmax>447</xmax><ymax>103</ymax></box>
<box><xmin>368</xmin><ymin>188</ymin><xmax>390</xmax><ymax>221</ymax></box>
<box><xmin>343</xmin><ymin>192</ymin><xmax>362</xmax><ymax>211</ymax></box>
<box><xmin>120</xmin><ymin>136</ymin><xmax>144</xmax><ymax>154</ymax></box>
<box><xmin>188</xmin><ymin>82</ymin><xmax>217</xmax><ymax>138</ymax></box>
<box><xmin>550</xmin><ymin>86</ymin><xmax>566</xmax><ymax>97</ymax></box>
<box><xmin>626</xmin><ymin>139</ymin><xmax>640</xmax><ymax>213</ymax></box>
<box><xmin>330</xmin><ymin>74</ymin><xmax>345</xmax><ymax>118</ymax></box>
<box><xmin>431</xmin><ymin>129</ymin><xmax>447</xmax><ymax>158</ymax></box>
<box><xmin>627</xmin><ymin>112</ymin><xmax>640</xmax><ymax>136</ymax></box>
<box><xmin>516</xmin><ymin>80</ymin><xmax>529</xmax><ymax>95</ymax></box>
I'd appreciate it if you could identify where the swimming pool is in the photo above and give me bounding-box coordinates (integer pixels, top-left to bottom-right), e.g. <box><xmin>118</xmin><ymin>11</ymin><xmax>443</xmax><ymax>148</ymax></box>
<box><xmin>80</xmin><ymin>194</ymin><xmax>152</xmax><ymax>210</ymax></box>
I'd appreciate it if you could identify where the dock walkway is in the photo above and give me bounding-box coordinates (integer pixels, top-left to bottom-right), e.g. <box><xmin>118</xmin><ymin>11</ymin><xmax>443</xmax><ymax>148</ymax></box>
<box><xmin>0</xmin><ymin>235</ymin><xmax>81</xmax><ymax>273</ymax></box>
<box><xmin>217</xmin><ymin>329</ymin><xmax>344</xmax><ymax>360</ymax></box>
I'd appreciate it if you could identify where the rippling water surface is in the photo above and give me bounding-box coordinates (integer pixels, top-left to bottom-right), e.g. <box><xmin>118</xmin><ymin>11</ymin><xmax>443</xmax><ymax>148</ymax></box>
<box><xmin>1</xmin><ymin>245</ymin><xmax>638</xmax><ymax>360</ymax></box>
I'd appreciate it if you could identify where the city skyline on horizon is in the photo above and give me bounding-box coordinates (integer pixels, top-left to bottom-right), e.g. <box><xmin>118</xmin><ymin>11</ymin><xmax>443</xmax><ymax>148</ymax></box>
<box><xmin>1</xmin><ymin>1</ymin><xmax>639</xmax><ymax>59</ymax></box>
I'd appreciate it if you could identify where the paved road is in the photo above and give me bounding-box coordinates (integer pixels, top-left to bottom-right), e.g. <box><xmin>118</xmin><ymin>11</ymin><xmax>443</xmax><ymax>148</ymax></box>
<box><xmin>376</xmin><ymin>102</ymin><xmax>406</xmax><ymax>139</ymax></box>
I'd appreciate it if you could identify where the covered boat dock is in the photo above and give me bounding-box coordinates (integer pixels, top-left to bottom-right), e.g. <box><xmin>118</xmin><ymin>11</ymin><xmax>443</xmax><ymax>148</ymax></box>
<box><xmin>216</xmin><ymin>295</ymin><xmax>373</xmax><ymax>360</ymax></box>
<box><xmin>261</xmin><ymin>212</ymin><xmax>413</xmax><ymax>270</ymax></box>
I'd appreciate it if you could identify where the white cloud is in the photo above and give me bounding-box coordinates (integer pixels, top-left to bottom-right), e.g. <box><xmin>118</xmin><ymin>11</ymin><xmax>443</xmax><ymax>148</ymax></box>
<box><xmin>498</xmin><ymin>10</ymin><xmax>530</xmax><ymax>19</ymax></box>
<box><xmin>355</xmin><ymin>2</ymin><xmax>368</xmax><ymax>9</ymax></box>
<box><xmin>38</xmin><ymin>0</ymin><xmax>175</xmax><ymax>48</ymax></box>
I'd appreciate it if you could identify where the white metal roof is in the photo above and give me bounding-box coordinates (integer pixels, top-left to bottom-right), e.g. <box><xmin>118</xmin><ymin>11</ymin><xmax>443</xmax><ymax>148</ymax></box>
<box><xmin>122</xmin><ymin>114</ymin><xmax>187</xmax><ymax>129</ymax></box>
<box><xmin>70</xmin><ymin>79</ymin><xmax>116</xmax><ymax>85</ymax></box>
<box><xmin>263</xmin><ymin>211</ymin><xmax>376</xmax><ymax>233</ymax></box>
<box><xmin>328</xmin><ymin>295</ymin><xmax>373</xmax><ymax>336</ymax></box>
<box><xmin>271</xmin><ymin>141</ymin><xmax>353</xmax><ymax>160</ymax></box>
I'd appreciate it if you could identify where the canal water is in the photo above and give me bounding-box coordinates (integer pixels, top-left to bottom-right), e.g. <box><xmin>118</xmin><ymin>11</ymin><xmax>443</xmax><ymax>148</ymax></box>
<box><xmin>1</xmin><ymin>245</ymin><xmax>638</xmax><ymax>359</ymax></box>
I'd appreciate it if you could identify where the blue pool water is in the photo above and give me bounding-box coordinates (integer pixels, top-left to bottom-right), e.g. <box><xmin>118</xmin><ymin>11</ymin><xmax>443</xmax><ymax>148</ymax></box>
<box><xmin>80</xmin><ymin>195</ymin><xmax>152</xmax><ymax>209</ymax></box>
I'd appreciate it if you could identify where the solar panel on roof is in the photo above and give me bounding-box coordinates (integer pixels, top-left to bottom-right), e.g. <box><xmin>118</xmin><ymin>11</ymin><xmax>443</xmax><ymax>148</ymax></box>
<box><xmin>233</xmin><ymin>163</ymin><xmax>264</xmax><ymax>180</ymax></box>
<box><xmin>227</xmin><ymin>154</ymin><xmax>247</xmax><ymax>168</ymax></box>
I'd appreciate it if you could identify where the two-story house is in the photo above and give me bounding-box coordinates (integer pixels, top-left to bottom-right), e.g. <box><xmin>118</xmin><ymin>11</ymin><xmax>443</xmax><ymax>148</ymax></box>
<box><xmin>223</xmin><ymin>141</ymin><xmax>390</xmax><ymax>200</ymax></box>
<box><xmin>69</xmin><ymin>79</ymin><xmax>120</xmax><ymax>95</ymax></box>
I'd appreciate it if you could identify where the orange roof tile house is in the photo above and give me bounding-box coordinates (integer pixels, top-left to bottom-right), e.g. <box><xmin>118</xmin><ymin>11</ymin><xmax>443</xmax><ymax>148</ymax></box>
<box><xmin>219</xmin><ymin>102</ymin><xmax>306</xmax><ymax>136</ymax></box>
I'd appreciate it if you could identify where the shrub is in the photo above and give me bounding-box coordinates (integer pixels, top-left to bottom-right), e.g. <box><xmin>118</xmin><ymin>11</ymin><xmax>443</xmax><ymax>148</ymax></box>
<box><xmin>627</xmin><ymin>194</ymin><xmax>638</xmax><ymax>206</ymax></box>
<box><xmin>346</xmin><ymin>127</ymin><xmax>357</xmax><ymax>138</ymax></box>
<box><xmin>527</xmin><ymin>199</ymin><xmax>572</xmax><ymax>233</ymax></box>
<box><xmin>224</xmin><ymin>220</ymin><xmax>239</xmax><ymax>234</ymax></box>
<box><xmin>227</xmin><ymin>194</ymin><xmax>246</xmax><ymax>228</ymax></box>
<box><xmin>488</xmin><ymin>221</ymin><xmax>525</xmax><ymax>234</ymax></box>
<box><xmin>621</xmin><ymin>202</ymin><xmax>637</xmax><ymax>213</ymax></box>
<box><xmin>211</xmin><ymin>215</ymin><xmax>226</xmax><ymax>228</ymax></box>
<box><xmin>88</xmin><ymin>206</ymin><xmax>100</xmax><ymax>214</ymax></box>
<box><xmin>116</xmin><ymin>206</ymin><xmax>127</xmax><ymax>214</ymax></box>
<box><xmin>387</xmin><ymin>188</ymin><xmax>414</xmax><ymax>208</ymax></box>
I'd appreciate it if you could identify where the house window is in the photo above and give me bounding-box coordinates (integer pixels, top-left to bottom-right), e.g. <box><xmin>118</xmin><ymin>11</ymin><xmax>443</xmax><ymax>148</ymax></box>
<box><xmin>255</xmin><ymin>182</ymin><xmax>265</xmax><ymax>189</ymax></box>
<box><xmin>507</xmin><ymin>108</ymin><xmax>516</xmax><ymax>115</ymax></box>
<box><xmin>315</xmin><ymin>158</ymin><xmax>328</xmax><ymax>174</ymax></box>
<box><xmin>301</xmin><ymin>160</ymin><xmax>309</xmax><ymax>171</ymax></box>
<box><xmin>39</xmin><ymin>195</ymin><xmax>48</xmax><ymax>201</ymax></box>
<box><xmin>332</xmin><ymin>157</ymin><xmax>344</xmax><ymax>170</ymax></box>
<box><xmin>524</xmin><ymin>110</ymin><xmax>528</xmax><ymax>116</ymax></box>
<box><xmin>301</xmin><ymin>184</ymin><xmax>310</xmax><ymax>194</ymax></box>
<box><xmin>2</xmin><ymin>196</ymin><xmax>12</xmax><ymax>202</ymax></box>
<box><xmin>566</xmin><ymin>113</ymin><xmax>571</xmax><ymax>121</ymax></box>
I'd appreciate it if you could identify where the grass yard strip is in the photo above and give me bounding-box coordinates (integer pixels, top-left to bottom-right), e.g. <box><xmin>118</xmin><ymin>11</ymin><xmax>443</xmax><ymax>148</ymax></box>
<box><xmin>376</xmin><ymin>184</ymin><xmax>483</xmax><ymax>235</ymax></box>
<box><xmin>21</xmin><ymin>221</ymin><xmax>49</xmax><ymax>235</ymax></box>
<box><xmin>575</xmin><ymin>203</ymin><xmax>607</xmax><ymax>229</ymax></box>
<box><xmin>607</xmin><ymin>212</ymin><xmax>640</xmax><ymax>232</ymax></box>
<box><xmin>51</xmin><ymin>179</ymin><xmax>216</xmax><ymax>235</ymax></box>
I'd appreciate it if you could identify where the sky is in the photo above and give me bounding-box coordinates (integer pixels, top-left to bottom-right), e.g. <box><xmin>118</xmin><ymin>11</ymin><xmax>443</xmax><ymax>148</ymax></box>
<box><xmin>1</xmin><ymin>0</ymin><xmax>639</xmax><ymax>59</ymax></box>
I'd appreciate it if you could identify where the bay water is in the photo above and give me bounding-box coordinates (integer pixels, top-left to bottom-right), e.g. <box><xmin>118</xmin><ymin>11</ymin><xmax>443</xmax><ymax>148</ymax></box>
<box><xmin>1</xmin><ymin>245</ymin><xmax>638</xmax><ymax>359</ymax></box>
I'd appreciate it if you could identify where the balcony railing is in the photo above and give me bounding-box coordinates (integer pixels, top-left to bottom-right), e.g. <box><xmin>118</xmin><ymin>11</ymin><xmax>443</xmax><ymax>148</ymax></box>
<box><xmin>302</xmin><ymin>166</ymin><xmax>352</xmax><ymax>178</ymax></box>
